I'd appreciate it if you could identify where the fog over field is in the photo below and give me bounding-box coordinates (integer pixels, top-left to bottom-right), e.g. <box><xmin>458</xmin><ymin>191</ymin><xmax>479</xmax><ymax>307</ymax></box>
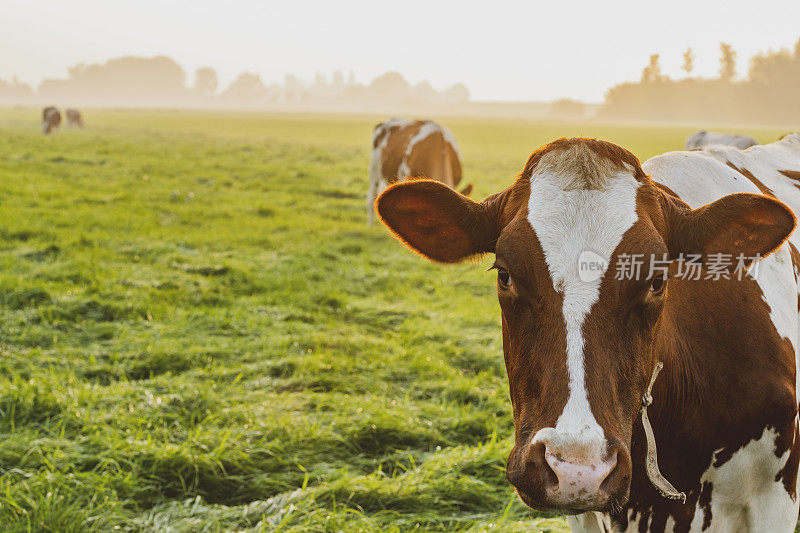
<box><xmin>3</xmin><ymin>1</ymin><xmax>800</xmax><ymax>124</ymax></box>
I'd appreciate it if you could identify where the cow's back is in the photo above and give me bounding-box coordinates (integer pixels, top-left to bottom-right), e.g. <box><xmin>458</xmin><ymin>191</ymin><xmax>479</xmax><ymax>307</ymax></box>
<box><xmin>367</xmin><ymin>119</ymin><xmax>463</xmax><ymax>224</ymax></box>
<box><xmin>402</xmin><ymin>127</ymin><xmax>462</xmax><ymax>188</ymax></box>
<box><xmin>375</xmin><ymin>119</ymin><xmax>425</xmax><ymax>182</ymax></box>
<box><xmin>685</xmin><ymin>130</ymin><xmax>758</xmax><ymax>150</ymax></box>
<box><xmin>372</xmin><ymin>119</ymin><xmax>461</xmax><ymax>187</ymax></box>
<box><xmin>645</xmin><ymin>134</ymin><xmax>800</xmax><ymax>245</ymax></box>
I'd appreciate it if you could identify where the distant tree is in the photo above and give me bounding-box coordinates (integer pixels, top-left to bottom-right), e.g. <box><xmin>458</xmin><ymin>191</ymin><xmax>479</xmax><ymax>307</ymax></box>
<box><xmin>749</xmin><ymin>48</ymin><xmax>793</xmax><ymax>84</ymax></box>
<box><xmin>550</xmin><ymin>98</ymin><xmax>587</xmax><ymax>119</ymax></box>
<box><xmin>641</xmin><ymin>54</ymin><xmax>664</xmax><ymax>83</ymax></box>
<box><xmin>369</xmin><ymin>71</ymin><xmax>410</xmax><ymax>101</ymax></box>
<box><xmin>719</xmin><ymin>42</ymin><xmax>737</xmax><ymax>81</ymax></box>
<box><xmin>599</xmin><ymin>35</ymin><xmax>800</xmax><ymax>125</ymax></box>
<box><xmin>411</xmin><ymin>80</ymin><xmax>438</xmax><ymax>101</ymax></box>
<box><xmin>284</xmin><ymin>74</ymin><xmax>302</xmax><ymax>101</ymax></box>
<box><xmin>220</xmin><ymin>72</ymin><xmax>267</xmax><ymax>103</ymax></box>
<box><xmin>682</xmin><ymin>47</ymin><xmax>695</xmax><ymax>76</ymax></box>
<box><xmin>331</xmin><ymin>70</ymin><xmax>344</xmax><ymax>91</ymax></box>
<box><xmin>39</xmin><ymin>55</ymin><xmax>188</xmax><ymax>104</ymax></box>
<box><xmin>0</xmin><ymin>77</ymin><xmax>35</xmax><ymax>101</ymax></box>
<box><xmin>312</xmin><ymin>72</ymin><xmax>327</xmax><ymax>92</ymax></box>
<box><xmin>264</xmin><ymin>83</ymin><xmax>282</xmax><ymax>102</ymax></box>
<box><xmin>194</xmin><ymin>67</ymin><xmax>218</xmax><ymax>96</ymax></box>
<box><xmin>347</xmin><ymin>70</ymin><xmax>356</xmax><ymax>86</ymax></box>
<box><xmin>443</xmin><ymin>83</ymin><xmax>470</xmax><ymax>103</ymax></box>
<box><xmin>746</xmin><ymin>39</ymin><xmax>800</xmax><ymax>123</ymax></box>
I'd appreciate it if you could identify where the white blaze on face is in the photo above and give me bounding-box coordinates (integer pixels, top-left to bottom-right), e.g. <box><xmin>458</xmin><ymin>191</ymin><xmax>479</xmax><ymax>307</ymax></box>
<box><xmin>528</xmin><ymin>154</ymin><xmax>641</xmax><ymax>462</ymax></box>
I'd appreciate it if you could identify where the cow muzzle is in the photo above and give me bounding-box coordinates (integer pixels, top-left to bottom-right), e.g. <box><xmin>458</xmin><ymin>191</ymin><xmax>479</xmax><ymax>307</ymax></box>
<box><xmin>506</xmin><ymin>434</ymin><xmax>631</xmax><ymax>512</ymax></box>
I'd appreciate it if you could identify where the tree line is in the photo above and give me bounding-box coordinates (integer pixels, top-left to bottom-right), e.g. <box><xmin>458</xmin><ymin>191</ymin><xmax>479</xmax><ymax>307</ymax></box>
<box><xmin>599</xmin><ymin>38</ymin><xmax>800</xmax><ymax>125</ymax></box>
<box><xmin>0</xmin><ymin>56</ymin><xmax>470</xmax><ymax>109</ymax></box>
<box><xmin>4</xmin><ymin>42</ymin><xmax>797</xmax><ymax>125</ymax></box>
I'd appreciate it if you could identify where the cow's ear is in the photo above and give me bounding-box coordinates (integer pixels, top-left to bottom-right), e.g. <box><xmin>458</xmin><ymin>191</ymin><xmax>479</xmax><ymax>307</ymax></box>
<box><xmin>376</xmin><ymin>180</ymin><xmax>501</xmax><ymax>263</ymax></box>
<box><xmin>670</xmin><ymin>192</ymin><xmax>795</xmax><ymax>265</ymax></box>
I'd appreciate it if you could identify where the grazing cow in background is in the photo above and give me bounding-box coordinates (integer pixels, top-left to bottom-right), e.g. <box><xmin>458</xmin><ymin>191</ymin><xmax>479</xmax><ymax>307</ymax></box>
<box><xmin>685</xmin><ymin>130</ymin><xmax>758</xmax><ymax>150</ymax></box>
<box><xmin>366</xmin><ymin>118</ymin><xmax>471</xmax><ymax>224</ymax></box>
<box><xmin>377</xmin><ymin>135</ymin><xmax>800</xmax><ymax>531</ymax></box>
<box><xmin>65</xmin><ymin>108</ymin><xmax>84</xmax><ymax>128</ymax></box>
<box><xmin>41</xmin><ymin>106</ymin><xmax>61</xmax><ymax>135</ymax></box>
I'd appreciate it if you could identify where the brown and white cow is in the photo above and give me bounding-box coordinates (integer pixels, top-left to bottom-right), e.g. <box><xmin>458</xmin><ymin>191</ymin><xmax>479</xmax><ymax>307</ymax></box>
<box><xmin>377</xmin><ymin>135</ymin><xmax>800</xmax><ymax>531</ymax></box>
<box><xmin>41</xmin><ymin>106</ymin><xmax>61</xmax><ymax>135</ymax></box>
<box><xmin>65</xmin><ymin>108</ymin><xmax>84</xmax><ymax>128</ymax></box>
<box><xmin>367</xmin><ymin>119</ymin><xmax>471</xmax><ymax>224</ymax></box>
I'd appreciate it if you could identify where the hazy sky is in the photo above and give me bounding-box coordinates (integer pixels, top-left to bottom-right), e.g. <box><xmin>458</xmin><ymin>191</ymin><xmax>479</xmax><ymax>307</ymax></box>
<box><xmin>3</xmin><ymin>0</ymin><xmax>800</xmax><ymax>102</ymax></box>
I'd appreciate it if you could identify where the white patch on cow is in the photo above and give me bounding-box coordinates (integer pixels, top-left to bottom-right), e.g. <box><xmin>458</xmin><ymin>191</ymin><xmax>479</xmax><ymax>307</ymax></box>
<box><xmin>397</xmin><ymin>160</ymin><xmax>411</xmax><ymax>180</ymax></box>
<box><xmin>370</xmin><ymin>118</ymin><xmax>411</xmax><ymax>156</ymax></box>
<box><xmin>566</xmin><ymin>512</ymin><xmax>609</xmax><ymax>532</ymax></box>
<box><xmin>688</xmin><ymin>427</ymin><xmax>798</xmax><ymax>532</ymax></box>
<box><xmin>619</xmin><ymin>509</ymin><xmax>651</xmax><ymax>533</ymax></box>
<box><xmin>755</xmin><ymin>246</ymin><xmax>798</xmax><ymax>351</ymax></box>
<box><xmin>405</xmin><ymin>121</ymin><xmax>439</xmax><ymax>155</ymax></box>
<box><xmin>440</xmin><ymin>125</ymin><xmax>461</xmax><ymax>159</ymax></box>
<box><xmin>575</xmin><ymin>426</ymin><xmax>798</xmax><ymax>532</ymax></box>
<box><xmin>528</xmin><ymin>150</ymin><xmax>640</xmax><ymax>461</ymax></box>
<box><xmin>375</xmin><ymin>117</ymin><xmax>410</xmax><ymax>138</ymax></box>
<box><xmin>397</xmin><ymin>121</ymin><xmax>440</xmax><ymax>179</ymax></box>
<box><xmin>643</xmin><ymin>150</ymin><xmax>762</xmax><ymax>208</ymax></box>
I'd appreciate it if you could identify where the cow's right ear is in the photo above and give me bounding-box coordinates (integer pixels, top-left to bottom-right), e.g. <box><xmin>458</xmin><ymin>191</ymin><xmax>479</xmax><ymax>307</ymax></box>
<box><xmin>376</xmin><ymin>180</ymin><xmax>501</xmax><ymax>263</ymax></box>
<box><xmin>668</xmin><ymin>192</ymin><xmax>796</xmax><ymax>269</ymax></box>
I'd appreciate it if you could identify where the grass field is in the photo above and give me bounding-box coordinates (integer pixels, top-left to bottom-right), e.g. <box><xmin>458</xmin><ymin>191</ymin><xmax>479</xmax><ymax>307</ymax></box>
<box><xmin>0</xmin><ymin>109</ymin><xmax>787</xmax><ymax>532</ymax></box>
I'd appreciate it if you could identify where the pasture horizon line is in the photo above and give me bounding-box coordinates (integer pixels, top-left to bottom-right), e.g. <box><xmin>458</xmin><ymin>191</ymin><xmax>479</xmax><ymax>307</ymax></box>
<box><xmin>2</xmin><ymin>36</ymin><xmax>800</xmax><ymax>126</ymax></box>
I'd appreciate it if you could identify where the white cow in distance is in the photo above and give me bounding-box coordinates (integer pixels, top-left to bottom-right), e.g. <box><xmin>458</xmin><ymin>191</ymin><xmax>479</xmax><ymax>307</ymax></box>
<box><xmin>686</xmin><ymin>130</ymin><xmax>758</xmax><ymax>150</ymax></box>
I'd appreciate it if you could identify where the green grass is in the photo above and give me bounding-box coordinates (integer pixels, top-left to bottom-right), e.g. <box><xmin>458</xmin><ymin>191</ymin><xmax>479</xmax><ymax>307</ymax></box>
<box><xmin>0</xmin><ymin>109</ymin><xmax>787</xmax><ymax>531</ymax></box>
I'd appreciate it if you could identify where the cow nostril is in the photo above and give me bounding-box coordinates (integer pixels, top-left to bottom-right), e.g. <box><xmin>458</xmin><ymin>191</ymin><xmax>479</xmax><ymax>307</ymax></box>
<box><xmin>599</xmin><ymin>447</ymin><xmax>631</xmax><ymax>498</ymax></box>
<box><xmin>543</xmin><ymin>448</ymin><xmax>618</xmax><ymax>499</ymax></box>
<box><xmin>540</xmin><ymin>448</ymin><xmax>559</xmax><ymax>488</ymax></box>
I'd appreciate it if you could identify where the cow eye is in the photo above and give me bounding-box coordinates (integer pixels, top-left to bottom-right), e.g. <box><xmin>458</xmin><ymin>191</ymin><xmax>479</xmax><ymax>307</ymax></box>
<box><xmin>497</xmin><ymin>268</ymin><xmax>511</xmax><ymax>288</ymax></box>
<box><xmin>649</xmin><ymin>275</ymin><xmax>666</xmax><ymax>296</ymax></box>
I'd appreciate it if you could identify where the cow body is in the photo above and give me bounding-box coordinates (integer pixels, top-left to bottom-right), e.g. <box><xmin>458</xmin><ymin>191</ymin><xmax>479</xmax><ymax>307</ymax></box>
<box><xmin>585</xmin><ymin>135</ymin><xmax>800</xmax><ymax>532</ymax></box>
<box><xmin>367</xmin><ymin>119</ymin><xmax>469</xmax><ymax>224</ymax></box>
<box><xmin>686</xmin><ymin>130</ymin><xmax>758</xmax><ymax>150</ymax></box>
<box><xmin>377</xmin><ymin>135</ymin><xmax>800</xmax><ymax>532</ymax></box>
<box><xmin>65</xmin><ymin>108</ymin><xmax>84</xmax><ymax>128</ymax></box>
<box><xmin>41</xmin><ymin>106</ymin><xmax>61</xmax><ymax>134</ymax></box>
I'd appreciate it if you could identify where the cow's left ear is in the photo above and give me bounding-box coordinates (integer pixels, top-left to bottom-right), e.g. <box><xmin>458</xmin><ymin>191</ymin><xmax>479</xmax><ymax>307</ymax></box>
<box><xmin>376</xmin><ymin>179</ymin><xmax>503</xmax><ymax>263</ymax></box>
<box><xmin>670</xmin><ymin>192</ymin><xmax>796</xmax><ymax>265</ymax></box>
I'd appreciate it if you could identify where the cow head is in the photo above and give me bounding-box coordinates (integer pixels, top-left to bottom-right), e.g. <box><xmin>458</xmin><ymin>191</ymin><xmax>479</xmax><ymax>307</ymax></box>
<box><xmin>376</xmin><ymin>138</ymin><xmax>795</xmax><ymax>513</ymax></box>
